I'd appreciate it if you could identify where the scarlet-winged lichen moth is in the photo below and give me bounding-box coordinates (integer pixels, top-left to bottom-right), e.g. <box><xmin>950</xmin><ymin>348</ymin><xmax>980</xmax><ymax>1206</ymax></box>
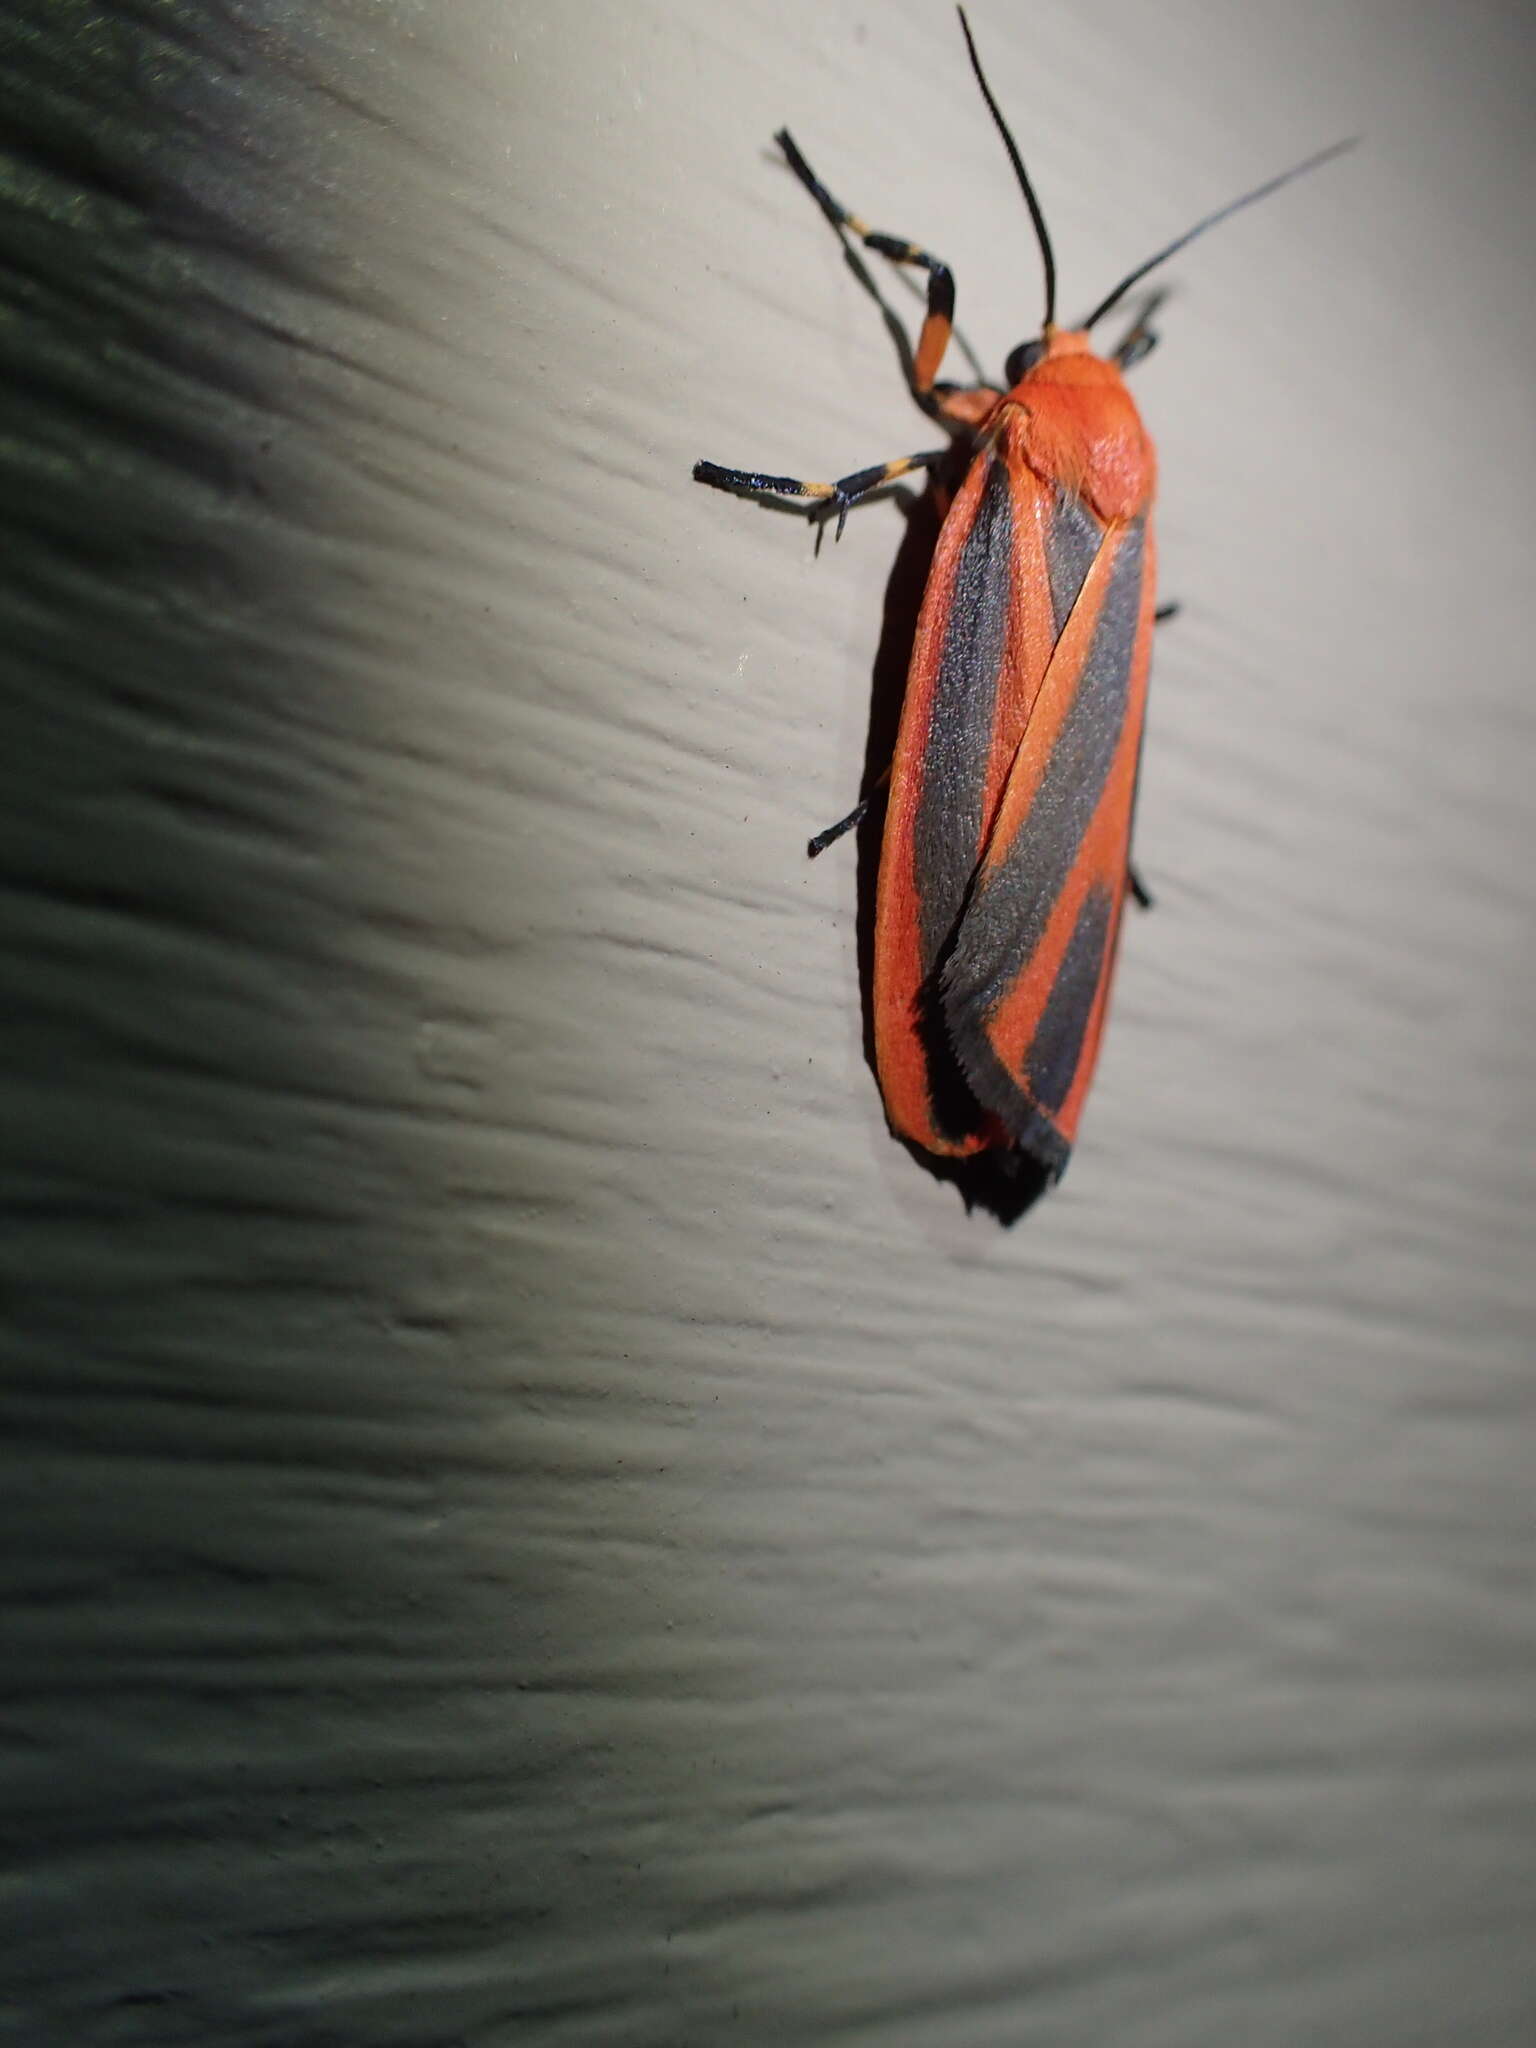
<box><xmin>694</xmin><ymin>8</ymin><xmax>1352</xmax><ymax>1187</ymax></box>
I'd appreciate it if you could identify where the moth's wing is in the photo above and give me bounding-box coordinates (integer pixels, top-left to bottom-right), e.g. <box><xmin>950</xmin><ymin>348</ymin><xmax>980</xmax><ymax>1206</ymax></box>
<box><xmin>872</xmin><ymin>447</ymin><xmax>1062</xmax><ymax>1155</ymax></box>
<box><xmin>941</xmin><ymin>511</ymin><xmax>1156</xmax><ymax>1175</ymax></box>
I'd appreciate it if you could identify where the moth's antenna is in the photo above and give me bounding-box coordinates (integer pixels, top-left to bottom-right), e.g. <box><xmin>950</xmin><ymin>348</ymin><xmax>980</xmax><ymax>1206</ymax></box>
<box><xmin>1083</xmin><ymin>138</ymin><xmax>1358</xmax><ymax>331</ymax></box>
<box><xmin>956</xmin><ymin>7</ymin><xmax>1057</xmax><ymax>330</ymax></box>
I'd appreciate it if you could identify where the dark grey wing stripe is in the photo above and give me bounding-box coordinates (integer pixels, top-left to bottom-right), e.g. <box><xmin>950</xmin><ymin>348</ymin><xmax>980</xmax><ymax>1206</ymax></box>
<box><xmin>1046</xmin><ymin>486</ymin><xmax>1102</xmax><ymax>637</ymax></box>
<box><xmin>942</xmin><ymin>518</ymin><xmax>1145</xmax><ymax>1022</ymax></box>
<box><xmin>929</xmin><ymin>1021</ymin><xmax>1073</xmax><ymax>1174</ymax></box>
<box><xmin>911</xmin><ymin>455</ymin><xmax>1013</xmax><ymax>974</ymax></box>
<box><xmin>942</xmin><ymin>883</ymin><xmax>1112</xmax><ymax>1162</ymax></box>
<box><xmin>1024</xmin><ymin>883</ymin><xmax>1115</xmax><ymax>1111</ymax></box>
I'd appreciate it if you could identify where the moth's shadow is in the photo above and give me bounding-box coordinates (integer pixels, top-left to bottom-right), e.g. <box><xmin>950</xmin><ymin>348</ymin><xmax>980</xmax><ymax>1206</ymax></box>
<box><xmin>832</xmin><ymin>476</ymin><xmax>1052</xmax><ymax>1227</ymax></box>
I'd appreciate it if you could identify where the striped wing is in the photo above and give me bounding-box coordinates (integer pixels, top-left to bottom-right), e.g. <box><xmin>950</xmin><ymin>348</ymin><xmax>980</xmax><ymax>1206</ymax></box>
<box><xmin>941</xmin><ymin>506</ymin><xmax>1154</xmax><ymax>1174</ymax></box>
<box><xmin>872</xmin><ymin>439</ymin><xmax>1153</xmax><ymax>1171</ymax></box>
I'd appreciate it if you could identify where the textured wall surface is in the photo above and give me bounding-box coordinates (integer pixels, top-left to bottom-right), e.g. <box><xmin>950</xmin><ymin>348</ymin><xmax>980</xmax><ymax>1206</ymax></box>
<box><xmin>5</xmin><ymin>3</ymin><xmax>1535</xmax><ymax>2043</ymax></box>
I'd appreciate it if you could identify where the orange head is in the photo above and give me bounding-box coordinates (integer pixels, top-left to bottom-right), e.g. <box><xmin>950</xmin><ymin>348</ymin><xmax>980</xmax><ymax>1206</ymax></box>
<box><xmin>1000</xmin><ymin>327</ymin><xmax>1157</xmax><ymax>525</ymax></box>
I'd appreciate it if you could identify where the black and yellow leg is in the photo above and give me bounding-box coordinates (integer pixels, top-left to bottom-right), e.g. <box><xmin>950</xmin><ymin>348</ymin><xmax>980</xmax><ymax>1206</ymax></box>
<box><xmin>776</xmin><ymin>128</ymin><xmax>957</xmax><ymax>396</ymax></box>
<box><xmin>693</xmin><ymin>450</ymin><xmax>944</xmax><ymax>540</ymax></box>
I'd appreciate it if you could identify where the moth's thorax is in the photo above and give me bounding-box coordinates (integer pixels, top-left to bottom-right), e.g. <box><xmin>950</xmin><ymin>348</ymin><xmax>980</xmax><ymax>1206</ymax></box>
<box><xmin>1000</xmin><ymin>329</ymin><xmax>1157</xmax><ymax>523</ymax></box>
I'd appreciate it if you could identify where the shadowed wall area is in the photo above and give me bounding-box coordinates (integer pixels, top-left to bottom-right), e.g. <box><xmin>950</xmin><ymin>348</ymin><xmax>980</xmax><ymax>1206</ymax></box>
<box><xmin>3</xmin><ymin>3</ymin><xmax>1534</xmax><ymax>2043</ymax></box>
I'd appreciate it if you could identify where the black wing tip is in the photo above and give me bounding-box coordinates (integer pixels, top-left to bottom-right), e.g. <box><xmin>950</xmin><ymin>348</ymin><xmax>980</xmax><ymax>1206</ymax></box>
<box><xmin>940</xmin><ymin>997</ymin><xmax>1072</xmax><ymax>1180</ymax></box>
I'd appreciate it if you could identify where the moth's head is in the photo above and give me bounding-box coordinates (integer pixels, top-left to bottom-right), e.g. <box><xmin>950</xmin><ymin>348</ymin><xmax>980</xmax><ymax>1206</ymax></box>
<box><xmin>1003</xmin><ymin>326</ymin><xmax>1094</xmax><ymax>389</ymax></box>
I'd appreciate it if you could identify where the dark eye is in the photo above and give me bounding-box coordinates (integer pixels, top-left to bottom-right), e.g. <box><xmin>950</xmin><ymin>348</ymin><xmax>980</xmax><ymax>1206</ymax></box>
<box><xmin>1005</xmin><ymin>338</ymin><xmax>1046</xmax><ymax>385</ymax></box>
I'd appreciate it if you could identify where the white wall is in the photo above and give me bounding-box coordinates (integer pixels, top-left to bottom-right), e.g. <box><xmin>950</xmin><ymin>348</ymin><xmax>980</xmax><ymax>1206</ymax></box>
<box><xmin>5</xmin><ymin>3</ymin><xmax>1535</xmax><ymax>2042</ymax></box>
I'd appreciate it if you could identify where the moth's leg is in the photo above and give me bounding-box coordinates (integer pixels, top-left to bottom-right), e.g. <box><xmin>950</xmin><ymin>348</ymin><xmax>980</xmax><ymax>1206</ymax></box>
<box><xmin>1114</xmin><ymin>289</ymin><xmax>1170</xmax><ymax>370</ymax></box>
<box><xmin>776</xmin><ymin>128</ymin><xmax>959</xmax><ymax>398</ymax></box>
<box><xmin>807</xmin><ymin>765</ymin><xmax>893</xmax><ymax>859</ymax></box>
<box><xmin>693</xmin><ymin>449</ymin><xmax>946</xmax><ymax>541</ymax></box>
